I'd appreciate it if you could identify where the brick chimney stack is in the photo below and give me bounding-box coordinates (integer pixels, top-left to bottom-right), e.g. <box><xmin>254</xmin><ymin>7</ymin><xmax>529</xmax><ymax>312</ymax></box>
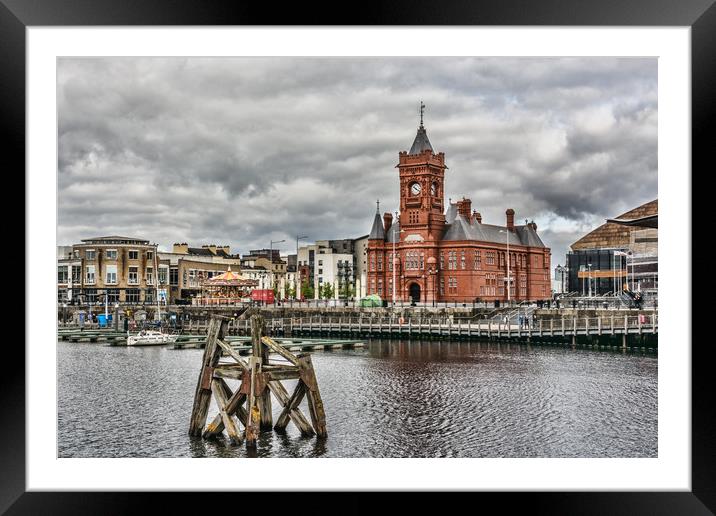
<box><xmin>506</xmin><ymin>208</ymin><xmax>515</xmax><ymax>230</ymax></box>
<box><xmin>456</xmin><ymin>197</ymin><xmax>472</xmax><ymax>219</ymax></box>
<box><xmin>383</xmin><ymin>212</ymin><xmax>393</xmax><ymax>233</ymax></box>
<box><xmin>173</xmin><ymin>242</ymin><xmax>189</xmax><ymax>254</ymax></box>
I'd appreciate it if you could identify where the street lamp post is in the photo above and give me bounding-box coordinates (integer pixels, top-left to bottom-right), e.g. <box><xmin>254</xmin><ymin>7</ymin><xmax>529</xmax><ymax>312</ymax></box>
<box><xmin>392</xmin><ymin>211</ymin><xmax>398</xmax><ymax>306</ymax></box>
<box><xmin>114</xmin><ymin>302</ymin><xmax>120</xmax><ymax>331</ymax></box>
<box><xmin>587</xmin><ymin>263</ymin><xmax>592</xmax><ymax>298</ymax></box>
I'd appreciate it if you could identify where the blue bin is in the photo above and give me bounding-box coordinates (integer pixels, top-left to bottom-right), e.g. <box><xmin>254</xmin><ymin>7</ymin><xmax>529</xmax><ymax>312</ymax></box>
<box><xmin>97</xmin><ymin>314</ymin><xmax>108</xmax><ymax>327</ymax></box>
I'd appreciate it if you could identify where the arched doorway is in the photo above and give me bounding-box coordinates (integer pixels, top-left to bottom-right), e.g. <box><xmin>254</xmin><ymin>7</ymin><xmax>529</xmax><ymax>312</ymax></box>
<box><xmin>409</xmin><ymin>283</ymin><xmax>421</xmax><ymax>303</ymax></box>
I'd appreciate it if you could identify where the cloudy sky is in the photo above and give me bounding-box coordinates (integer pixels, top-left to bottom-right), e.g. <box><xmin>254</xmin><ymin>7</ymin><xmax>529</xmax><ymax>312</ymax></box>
<box><xmin>57</xmin><ymin>57</ymin><xmax>657</xmax><ymax>263</ymax></box>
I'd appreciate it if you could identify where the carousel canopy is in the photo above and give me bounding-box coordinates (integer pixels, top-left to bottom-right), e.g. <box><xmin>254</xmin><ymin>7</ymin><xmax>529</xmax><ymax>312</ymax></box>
<box><xmin>202</xmin><ymin>267</ymin><xmax>258</xmax><ymax>287</ymax></box>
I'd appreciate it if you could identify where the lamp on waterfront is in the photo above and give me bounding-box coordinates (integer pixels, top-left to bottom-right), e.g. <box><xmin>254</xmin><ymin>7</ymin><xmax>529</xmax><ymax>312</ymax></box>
<box><xmin>587</xmin><ymin>263</ymin><xmax>592</xmax><ymax>297</ymax></box>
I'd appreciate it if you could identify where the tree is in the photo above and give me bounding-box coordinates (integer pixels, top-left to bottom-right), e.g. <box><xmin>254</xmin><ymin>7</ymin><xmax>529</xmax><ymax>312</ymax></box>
<box><xmin>320</xmin><ymin>282</ymin><xmax>334</xmax><ymax>299</ymax></box>
<box><xmin>302</xmin><ymin>280</ymin><xmax>314</xmax><ymax>300</ymax></box>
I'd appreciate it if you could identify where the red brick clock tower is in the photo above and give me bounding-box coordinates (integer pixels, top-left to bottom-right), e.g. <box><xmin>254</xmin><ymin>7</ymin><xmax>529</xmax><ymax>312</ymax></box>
<box><xmin>397</xmin><ymin>102</ymin><xmax>447</xmax><ymax>242</ymax></box>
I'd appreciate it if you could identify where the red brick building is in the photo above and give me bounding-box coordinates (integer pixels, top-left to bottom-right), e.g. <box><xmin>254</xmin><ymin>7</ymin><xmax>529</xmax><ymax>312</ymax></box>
<box><xmin>366</xmin><ymin>115</ymin><xmax>551</xmax><ymax>303</ymax></box>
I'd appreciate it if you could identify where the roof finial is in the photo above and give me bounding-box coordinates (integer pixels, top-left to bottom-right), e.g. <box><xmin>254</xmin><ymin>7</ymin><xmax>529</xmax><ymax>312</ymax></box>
<box><xmin>419</xmin><ymin>101</ymin><xmax>425</xmax><ymax>128</ymax></box>
<box><xmin>376</xmin><ymin>199</ymin><xmax>380</xmax><ymax>213</ymax></box>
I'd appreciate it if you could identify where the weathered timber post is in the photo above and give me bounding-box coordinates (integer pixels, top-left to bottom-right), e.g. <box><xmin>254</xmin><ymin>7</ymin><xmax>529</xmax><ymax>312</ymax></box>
<box><xmin>189</xmin><ymin>316</ymin><xmax>229</xmax><ymax>436</ymax></box>
<box><xmin>254</xmin><ymin>314</ymin><xmax>273</xmax><ymax>432</ymax></box>
<box><xmin>189</xmin><ymin>313</ymin><xmax>327</xmax><ymax>450</ymax></box>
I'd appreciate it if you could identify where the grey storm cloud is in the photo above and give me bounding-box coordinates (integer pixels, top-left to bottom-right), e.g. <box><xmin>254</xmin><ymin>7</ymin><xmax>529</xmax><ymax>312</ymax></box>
<box><xmin>57</xmin><ymin>57</ymin><xmax>657</xmax><ymax>263</ymax></box>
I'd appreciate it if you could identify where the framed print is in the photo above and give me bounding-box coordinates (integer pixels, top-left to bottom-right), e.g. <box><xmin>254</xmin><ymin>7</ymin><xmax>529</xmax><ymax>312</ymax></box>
<box><xmin>5</xmin><ymin>0</ymin><xmax>714</xmax><ymax>513</ymax></box>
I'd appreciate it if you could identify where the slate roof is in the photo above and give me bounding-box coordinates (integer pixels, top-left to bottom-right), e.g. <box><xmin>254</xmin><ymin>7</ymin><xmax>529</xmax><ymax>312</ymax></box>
<box><xmin>81</xmin><ymin>236</ymin><xmax>149</xmax><ymax>244</ymax></box>
<box><xmin>409</xmin><ymin>125</ymin><xmax>433</xmax><ymax>155</ymax></box>
<box><xmin>442</xmin><ymin>214</ymin><xmax>546</xmax><ymax>247</ymax></box>
<box><xmin>445</xmin><ymin>202</ymin><xmax>458</xmax><ymax>224</ymax></box>
<box><xmin>386</xmin><ymin>221</ymin><xmax>400</xmax><ymax>243</ymax></box>
<box><xmin>368</xmin><ymin>212</ymin><xmax>386</xmax><ymax>240</ymax></box>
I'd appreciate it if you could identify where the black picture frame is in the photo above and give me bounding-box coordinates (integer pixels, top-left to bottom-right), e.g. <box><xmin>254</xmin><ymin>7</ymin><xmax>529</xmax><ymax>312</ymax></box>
<box><xmin>3</xmin><ymin>0</ymin><xmax>712</xmax><ymax>513</ymax></box>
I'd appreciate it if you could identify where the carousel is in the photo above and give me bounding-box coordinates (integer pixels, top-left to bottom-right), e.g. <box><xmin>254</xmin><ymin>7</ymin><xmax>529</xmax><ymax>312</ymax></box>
<box><xmin>193</xmin><ymin>267</ymin><xmax>258</xmax><ymax>306</ymax></box>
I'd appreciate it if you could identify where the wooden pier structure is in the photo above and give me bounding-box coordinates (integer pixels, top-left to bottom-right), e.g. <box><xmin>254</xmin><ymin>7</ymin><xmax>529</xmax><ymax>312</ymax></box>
<box><xmin>189</xmin><ymin>314</ymin><xmax>327</xmax><ymax>448</ymax></box>
<box><xmin>58</xmin><ymin>312</ymin><xmax>657</xmax><ymax>349</ymax></box>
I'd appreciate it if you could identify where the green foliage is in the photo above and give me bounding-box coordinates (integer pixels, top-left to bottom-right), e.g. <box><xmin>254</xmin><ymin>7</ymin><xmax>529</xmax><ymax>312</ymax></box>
<box><xmin>301</xmin><ymin>280</ymin><xmax>314</xmax><ymax>300</ymax></box>
<box><xmin>320</xmin><ymin>282</ymin><xmax>335</xmax><ymax>299</ymax></box>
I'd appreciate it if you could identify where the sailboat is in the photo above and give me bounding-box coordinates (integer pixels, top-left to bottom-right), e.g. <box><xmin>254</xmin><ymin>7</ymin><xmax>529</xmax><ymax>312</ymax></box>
<box><xmin>127</xmin><ymin>248</ymin><xmax>177</xmax><ymax>346</ymax></box>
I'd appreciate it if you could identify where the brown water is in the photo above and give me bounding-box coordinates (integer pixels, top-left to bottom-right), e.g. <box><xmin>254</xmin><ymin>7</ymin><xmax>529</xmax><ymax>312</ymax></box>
<box><xmin>58</xmin><ymin>339</ymin><xmax>657</xmax><ymax>458</ymax></box>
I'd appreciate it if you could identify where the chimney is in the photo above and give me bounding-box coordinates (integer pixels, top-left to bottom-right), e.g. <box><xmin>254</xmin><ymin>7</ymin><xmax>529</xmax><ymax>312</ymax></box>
<box><xmin>383</xmin><ymin>212</ymin><xmax>393</xmax><ymax>233</ymax></box>
<box><xmin>202</xmin><ymin>244</ymin><xmax>218</xmax><ymax>254</ymax></box>
<box><xmin>473</xmin><ymin>210</ymin><xmax>482</xmax><ymax>224</ymax></box>
<box><xmin>506</xmin><ymin>209</ymin><xmax>515</xmax><ymax>230</ymax></box>
<box><xmin>173</xmin><ymin>242</ymin><xmax>189</xmax><ymax>254</ymax></box>
<box><xmin>456</xmin><ymin>197</ymin><xmax>472</xmax><ymax>219</ymax></box>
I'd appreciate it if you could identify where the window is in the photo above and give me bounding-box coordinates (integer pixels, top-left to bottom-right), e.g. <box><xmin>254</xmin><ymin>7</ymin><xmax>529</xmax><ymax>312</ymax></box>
<box><xmin>106</xmin><ymin>250</ymin><xmax>117</xmax><ymax>260</ymax></box>
<box><xmin>106</xmin><ymin>288</ymin><xmax>120</xmax><ymax>303</ymax></box>
<box><xmin>448</xmin><ymin>277</ymin><xmax>458</xmax><ymax>294</ymax></box>
<box><xmin>439</xmin><ymin>253</ymin><xmax>444</xmax><ymax>270</ymax></box>
<box><xmin>58</xmin><ymin>266</ymin><xmax>68</xmax><ymax>283</ymax></box>
<box><xmin>318</xmin><ymin>269</ymin><xmax>323</xmax><ymax>275</ymax></box>
<box><xmin>85</xmin><ymin>288</ymin><xmax>97</xmax><ymax>303</ymax></box>
<box><xmin>377</xmin><ymin>278</ymin><xmax>383</xmax><ymax>295</ymax></box>
<box><xmin>146</xmin><ymin>251</ymin><xmax>153</xmax><ymax>261</ymax></box>
<box><xmin>448</xmin><ymin>251</ymin><xmax>457</xmax><ymax>270</ymax></box>
<box><xmin>128</xmin><ymin>250</ymin><xmax>139</xmax><ymax>260</ymax></box>
<box><xmin>85</xmin><ymin>249</ymin><xmax>96</xmax><ymax>260</ymax></box>
<box><xmin>499</xmin><ymin>253</ymin><xmax>505</xmax><ymax>267</ymax></box>
<box><xmin>318</xmin><ymin>260</ymin><xmax>323</xmax><ymax>266</ymax></box>
<box><xmin>388</xmin><ymin>253</ymin><xmax>393</xmax><ymax>271</ymax></box>
<box><xmin>72</xmin><ymin>265</ymin><xmax>81</xmax><ymax>283</ymax></box>
<box><xmin>420</xmin><ymin>253</ymin><xmax>424</xmax><ymax>270</ymax></box>
<box><xmin>370</xmin><ymin>279</ymin><xmax>376</xmax><ymax>293</ymax></box>
<box><xmin>474</xmin><ymin>250</ymin><xmax>481</xmax><ymax>270</ymax></box>
<box><xmin>169</xmin><ymin>267</ymin><xmax>178</xmax><ymax>286</ymax></box>
<box><xmin>58</xmin><ymin>289</ymin><xmax>67</xmax><ymax>302</ymax></box>
<box><xmin>128</xmin><ymin>266</ymin><xmax>139</xmax><ymax>284</ymax></box>
<box><xmin>377</xmin><ymin>252</ymin><xmax>383</xmax><ymax>271</ymax></box>
<box><xmin>86</xmin><ymin>265</ymin><xmax>96</xmax><ymax>284</ymax></box>
<box><xmin>370</xmin><ymin>253</ymin><xmax>376</xmax><ymax>271</ymax></box>
<box><xmin>105</xmin><ymin>264</ymin><xmax>117</xmax><ymax>284</ymax></box>
<box><xmin>388</xmin><ymin>277</ymin><xmax>393</xmax><ymax>295</ymax></box>
<box><xmin>439</xmin><ymin>277</ymin><xmax>444</xmax><ymax>295</ymax></box>
<box><xmin>126</xmin><ymin>289</ymin><xmax>140</xmax><ymax>303</ymax></box>
<box><xmin>146</xmin><ymin>267</ymin><xmax>154</xmax><ymax>285</ymax></box>
<box><xmin>460</xmin><ymin>251</ymin><xmax>466</xmax><ymax>270</ymax></box>
<box><xmin>486</xmin><ymin>252</ymin><xmax>495</xmax><ymax>266</ymax></box>
<box><xmin>145</xmin><ymin>289</ymin><xmax>154</xmax><ymax>303</ymax></box>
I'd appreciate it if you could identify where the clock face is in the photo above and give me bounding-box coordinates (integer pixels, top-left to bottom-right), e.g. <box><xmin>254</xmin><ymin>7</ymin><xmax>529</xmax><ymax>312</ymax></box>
<box><xmin>410</xmin><ymin>182</ymin><xmax>421</xmax><ymax>196</ymax></box>
<box><xmin>431</xmin><ymin>182</ymin><xmax>437</xmax><ymax>196</ymax></box>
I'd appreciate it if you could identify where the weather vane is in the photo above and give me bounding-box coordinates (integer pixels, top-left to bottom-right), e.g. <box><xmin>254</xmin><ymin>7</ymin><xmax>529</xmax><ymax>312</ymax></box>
<box><xmin>419</xmin><ymin>101</ymin><xmax>425</xmax><ymax>127</ymax></box>
<box><xmin>376</xmin><ymin>199</ymin><xmax>380</xmax><ymax>213</ymax></box>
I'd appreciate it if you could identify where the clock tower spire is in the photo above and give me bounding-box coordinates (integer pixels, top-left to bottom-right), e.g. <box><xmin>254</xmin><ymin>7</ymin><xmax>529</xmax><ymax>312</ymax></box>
<box><xmin>397</xmin><ymin>103</ymin><xmax>447</xmax><ymax>241</ymax></box>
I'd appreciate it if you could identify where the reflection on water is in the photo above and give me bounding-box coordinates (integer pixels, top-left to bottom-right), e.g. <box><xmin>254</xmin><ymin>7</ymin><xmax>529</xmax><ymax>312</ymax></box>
<box><xmin>58</xmin><ymin>339</ymin><xmax>657</xmax><ymax>458</ymax></box>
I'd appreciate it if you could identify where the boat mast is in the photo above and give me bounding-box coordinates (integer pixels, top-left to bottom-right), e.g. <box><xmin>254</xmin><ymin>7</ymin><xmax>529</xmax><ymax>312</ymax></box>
<box><xmin>155</xmin><ymin>244</ymin><xmax>161</xmax><ymax>323</ymax></box>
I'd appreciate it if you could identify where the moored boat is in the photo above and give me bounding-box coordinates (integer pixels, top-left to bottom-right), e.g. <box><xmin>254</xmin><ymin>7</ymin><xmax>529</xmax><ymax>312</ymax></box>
<box><xmin>126</xmin><ymin>329</ymin><xmax>176</xmax><ymax>346</ymax></box>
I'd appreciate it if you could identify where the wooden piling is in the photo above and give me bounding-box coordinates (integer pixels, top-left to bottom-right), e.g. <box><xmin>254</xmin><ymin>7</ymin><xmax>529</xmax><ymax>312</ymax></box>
<box><xmin>189</xmin><ymin>313</ymin><xmax>328</xmax><ymax>450</ymax></box>
<box><xmin>189</xmin><ymin>316</ymin><xmax>229</xmax><ymax>437</ymax></box>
